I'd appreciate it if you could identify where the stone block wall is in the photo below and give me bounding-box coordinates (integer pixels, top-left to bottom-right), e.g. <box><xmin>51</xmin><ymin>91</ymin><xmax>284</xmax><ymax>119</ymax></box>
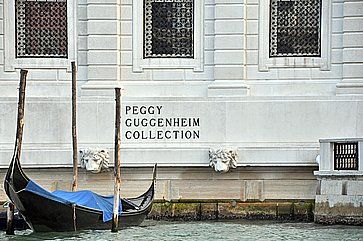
<box><xmin>314</xmin><ymin>138</ymin><xmax>363</xmax><ymax>225</ymax></box>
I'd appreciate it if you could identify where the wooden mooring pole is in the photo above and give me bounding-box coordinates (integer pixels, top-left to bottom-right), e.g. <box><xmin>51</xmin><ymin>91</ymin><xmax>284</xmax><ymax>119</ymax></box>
<box><xmin>7</xmin><ymin>69</ymin><xmax>28</xmax><ymax>235</ymax></box>
<box><xmin>6</xmin><ymin>202</ymin><xmax>15</xmax><ymax>235</ymax></box>
<box><xmin>15</xmin><ymin>70</ymin><xmax>28</xmax><ymax>163</ymax></box>
<box><xmin>71</xmin><ymin>62</ymin><xmax>78</xmax><ymax>192</ymax></box>
<box><xmin>111</xmin><ymin>88</ymin><xmax>121</xmax><ymax>232</ymax></box>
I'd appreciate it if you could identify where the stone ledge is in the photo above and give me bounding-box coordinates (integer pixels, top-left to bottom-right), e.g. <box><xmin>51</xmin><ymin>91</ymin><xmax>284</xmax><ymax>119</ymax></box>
<box><xmin>319</xmin><ymin>137</ymin><xmax>363</xmax><ymax>143</ymax></box>
<box><xmin>314</xmin><ymin>171</ymin><xmax>363</xmax><ymax>178</ymax></box>
<box><xmin>336</xmin><ymin>82</ymin><xmax>363</xmax><ymax>96</ymax></box>
<box><xmin>314</xmin><ymin>215</ymin><xmax>363</xmax><ymax>226</ymax></box>
<box><xmin>147</xmin><ymin>201</ymin><xmax>314</xmax><ymax>222</ymax></box>
<box><xmin>207</xmin><ymin>82</ymin><xmax>250</xmax><ymax>97</ymax></box>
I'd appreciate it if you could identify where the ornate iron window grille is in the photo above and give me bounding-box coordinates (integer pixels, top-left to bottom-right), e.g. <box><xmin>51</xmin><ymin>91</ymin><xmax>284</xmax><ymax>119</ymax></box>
<box><xmin>334</xmin><ymin>142</ymin><xmax>359</xmax><ymax>171</ymax></box>
<box><xmin>16</xmin><ymin>0</ymin><xmax>68</xmax><ymax>58</ymax></box>
<box><xmin>144</xmin><ymin>0</ymin><xmax>194</xmax><ymax>58</ymax></box>
<box><xmin>269</xmin><ymin>0</ymin><xmax>321</xmax><ymax>57</ymax></box>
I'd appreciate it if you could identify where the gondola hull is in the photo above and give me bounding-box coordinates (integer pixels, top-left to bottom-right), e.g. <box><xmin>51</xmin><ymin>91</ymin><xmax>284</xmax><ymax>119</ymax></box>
<box><xmin>4</xmin><ymin>159</ymin><xmax>155</xmax><ymax>232</ymax></box>
<box><xmin>6</xmin><ymin>185</ymin><xmax>153</xmax><ymax>232</ymax></box>
<box><xmin>5</xmin><ymin>165</ymin><xmax>155</xmax><ymax>232</ymax></box>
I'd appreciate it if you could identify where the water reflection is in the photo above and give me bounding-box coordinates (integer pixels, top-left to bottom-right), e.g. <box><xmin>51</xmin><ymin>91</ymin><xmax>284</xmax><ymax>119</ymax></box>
<box><xmin>2</xmin><ymin>220</ymin><xmax>363</xmax><ymax>241</ymax></box>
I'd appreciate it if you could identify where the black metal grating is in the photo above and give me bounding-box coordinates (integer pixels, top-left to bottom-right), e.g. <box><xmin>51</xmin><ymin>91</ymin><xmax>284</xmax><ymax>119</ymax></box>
<box><xmin>16</xmin><ymin>0</ymin><xmax>68</xmax><ymax>58</ymax></box>
<box><xmin>334</xmin><ymin>142</ymin><xmax>359</xmax><ymax>171</ymax></box>
<box><xmin>144</xmin><ymin>0</ymin><xmax>194</xmax><ymax>58</ymax></box>
<box><xmin>269</xmin><ymin>0</ymin><xmax>321</xmax><ymax>57</ymax></box>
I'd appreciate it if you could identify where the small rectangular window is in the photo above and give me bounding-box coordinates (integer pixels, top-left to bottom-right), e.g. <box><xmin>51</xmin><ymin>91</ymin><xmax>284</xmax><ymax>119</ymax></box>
<box><xmin>269</xmin><ymin>0</ymin><xmax>321</xmax><ymax>57</ymax></box>
<box><xmin>16</xmin><ymin>0</ymin><xmax>68</xmax><ymax>58</ymax></box>
<box><xmin>144</xmin><ymin>0</ymin><xmax>194</xmax><ymax>58</ymax></box>
<box><xmin>334</xmin><ymin>142</ymin><xmax>359</xmax><ymax>171</ymax></box>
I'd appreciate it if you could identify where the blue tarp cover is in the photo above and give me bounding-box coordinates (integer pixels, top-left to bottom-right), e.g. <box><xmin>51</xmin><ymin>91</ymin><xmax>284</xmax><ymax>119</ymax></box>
<box><xmin>25</xmin><ymin>180</ymin><xmax>122</xmax><ymax>222</ymax></box>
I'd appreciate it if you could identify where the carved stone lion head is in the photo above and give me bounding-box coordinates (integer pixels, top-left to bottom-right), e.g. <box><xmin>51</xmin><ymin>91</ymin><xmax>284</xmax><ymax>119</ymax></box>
<box><xmin>79</xmin><ymin>149</ymin><xmax>110</xmax><ymax>173</ymax></box>
<box><xmin>209</xmin><ymin>148</ymin><xmax>238</xmax><ymax>173</ymax></box>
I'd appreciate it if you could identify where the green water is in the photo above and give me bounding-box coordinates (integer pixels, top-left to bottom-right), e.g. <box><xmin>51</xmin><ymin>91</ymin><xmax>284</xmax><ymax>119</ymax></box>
<box><xmin>1</xmin><ymin>220</ymin><xmax>363</xmax><ymax>241</ymax></box>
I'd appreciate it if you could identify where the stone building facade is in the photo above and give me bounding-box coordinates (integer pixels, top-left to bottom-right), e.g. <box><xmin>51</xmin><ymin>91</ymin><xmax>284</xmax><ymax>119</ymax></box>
<box><xmin>0</xmin><ymin>0</ymin><xmax>362</xmax><ymax>203</ymax></box>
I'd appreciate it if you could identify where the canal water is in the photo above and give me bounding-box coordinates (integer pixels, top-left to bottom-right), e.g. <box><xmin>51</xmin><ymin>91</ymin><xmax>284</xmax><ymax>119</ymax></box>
<box><xmin>1</xmin><ymin>220</ymin><xmax>362</xmax><ymax>241</ymax></box>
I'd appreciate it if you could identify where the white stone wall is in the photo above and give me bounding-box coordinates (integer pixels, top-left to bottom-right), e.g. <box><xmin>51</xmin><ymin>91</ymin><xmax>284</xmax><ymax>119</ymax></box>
<box><xmin>0</xmin><ymin>97</ymin><xmax>362</xmax><ymax>167</ymax></box>
<box><xmin>0</xmin><ymin>0</ymin><xmax>362</xmax><ymax>168</ymax></box>
<box><xmin>336</xmin><ymin>0</ymin><xmax>363</xmax><ymax>94</ymax></box>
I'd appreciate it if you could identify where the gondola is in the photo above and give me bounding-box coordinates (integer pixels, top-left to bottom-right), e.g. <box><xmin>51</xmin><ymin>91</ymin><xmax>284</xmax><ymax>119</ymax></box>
<box><xmin>4</xmin><ymin>70</ymin><xmax>156</xmax><ymax>232</ymax></box>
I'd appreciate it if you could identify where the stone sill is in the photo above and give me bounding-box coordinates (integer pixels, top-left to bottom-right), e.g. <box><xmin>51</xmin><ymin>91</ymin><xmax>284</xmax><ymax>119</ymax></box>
<box><xmin>314</xmin><ymin>171</ymin><xmax>363</xmax><ymax>177</ymax></box>
<box><xmin>319</xmin><ymin>138</ymin><xmax>363</xmax><ymax>143</ymax></box>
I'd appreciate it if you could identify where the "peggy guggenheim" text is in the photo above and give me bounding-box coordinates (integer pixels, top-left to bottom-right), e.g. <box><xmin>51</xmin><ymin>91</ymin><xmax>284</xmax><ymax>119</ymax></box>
<box><xmin>124</xmin><ymin>105</ymin><xmax>200</xmax><ymax>140</ymax></box>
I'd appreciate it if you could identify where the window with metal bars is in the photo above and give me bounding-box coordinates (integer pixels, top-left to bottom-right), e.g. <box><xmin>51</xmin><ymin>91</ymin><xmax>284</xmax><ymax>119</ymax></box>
<box><xmin>16</xmin><ymin>0</ymin><xmax>68</xmax><ymax>58</ymax></box>
<box><xmin>144</xmin><ymin>0</ymin><xmax>194</xmax><ymax>58</ymax></box>
<box><xmin>269</xmin><ymin>0</ymin><xmax>321</xmax><ymax>57</ymax></box>
<box><xmin>334</xmin><ymin>142</ymin><xmax>359</xmax><ymax>171</ymax></box>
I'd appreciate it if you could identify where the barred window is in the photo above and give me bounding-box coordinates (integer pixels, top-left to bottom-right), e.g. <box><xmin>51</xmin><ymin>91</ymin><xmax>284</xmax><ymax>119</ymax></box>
<box><xmin>269</xmin><ymin>0</ymin><xmax>321</xmax><ymax>57</ymax></box>
<box><xmin>16</xmin><ymin>0</ymin><xmax>68</xmax><ymax>58</ymax></box>
<box><xmin>334</xmin><ymin>142</ymin><xmax>359</xmax><ymax>171</ymax></box>
<box><xmin>144</xmin><ymin>0</ymin><xmax>193</xmax><ymax>58</ymax></box>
